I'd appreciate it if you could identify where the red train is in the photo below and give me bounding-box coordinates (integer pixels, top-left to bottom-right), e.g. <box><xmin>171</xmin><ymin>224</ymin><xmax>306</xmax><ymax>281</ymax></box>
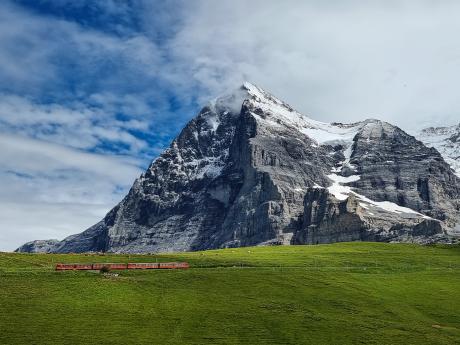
<box><xmin>55</xmin><ymin>262</ymin><xmax>189</xmax><ymax>271</ymax></box>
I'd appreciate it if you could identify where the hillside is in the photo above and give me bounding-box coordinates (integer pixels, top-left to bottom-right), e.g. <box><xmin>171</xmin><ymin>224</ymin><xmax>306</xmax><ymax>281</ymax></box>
<box><xmin>2</xmin><ymin>242</ymin><xmax>460</xmax><ymax>344</ymax></box>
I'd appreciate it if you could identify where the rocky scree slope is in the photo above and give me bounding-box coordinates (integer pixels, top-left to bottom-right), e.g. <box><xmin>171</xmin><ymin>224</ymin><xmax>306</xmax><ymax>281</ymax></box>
<box><xmin>17</xmin><ymin>83</ymin><xmax>460</xmax><ymax>253</ymax></box>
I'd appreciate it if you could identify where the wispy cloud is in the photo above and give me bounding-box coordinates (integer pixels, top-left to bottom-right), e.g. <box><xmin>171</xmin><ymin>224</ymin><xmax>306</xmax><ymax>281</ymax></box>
<box><xmin>0</xmin><ymin>94</ymin><xmax>151</xmax><ymax>155</ymax></box>
<box><xmin>0</xmin><ymin>133</ymin><xmax>143</xmax><ymax>250</ymax></box>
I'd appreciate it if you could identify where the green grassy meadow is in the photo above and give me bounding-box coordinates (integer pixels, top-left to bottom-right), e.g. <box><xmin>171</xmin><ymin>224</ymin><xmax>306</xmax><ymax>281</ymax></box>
<box><xmin>1</xmin><ymin>242</ymin><xmax>459</xmax><ymax>344</ymax></box>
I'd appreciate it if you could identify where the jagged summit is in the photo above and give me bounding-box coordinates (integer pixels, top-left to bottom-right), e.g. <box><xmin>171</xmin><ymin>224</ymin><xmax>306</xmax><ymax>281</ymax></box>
<box><xmin>209</xmin><ymin>82</ymin><xmax>395</xmax><ymax>149</ymax></box>
<box><xmin>16</xmin><ymin>84</ymin><xmax>460</xmax><ymax>253</ymax></box>
<box><xmin>204</xmin><ymin>81</ymin><xmax>307</xmax><ymax>127</ymax></box>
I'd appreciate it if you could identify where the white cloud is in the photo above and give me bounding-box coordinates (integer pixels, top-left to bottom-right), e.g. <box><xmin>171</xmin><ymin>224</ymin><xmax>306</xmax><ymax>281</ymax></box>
<box><xmin>0</xmin><ymin>94</ymin><xmax>151</xmax><ymax>155</ymax></box>
<box><xmin>4</xmin><ymin>0</ymin><xmax>459</xmax><ymax>130</ymax></box>
<box><xmin>0</xmin><ymin>201</ymin><xmax>110</xmax><ymax>253</ymax></box>
<box><xmin>0</xmin><ymin>133</ymin><xmax>142</xmax><ymax>185</ymax></box>
<box><xmin>0</xmin><ymin>133</ymin><xmax>143</xmax><ymax>251</ymax></box>
<box><xmin>163</xmin><ymin>0</ymin><xmax>460</xmax><ymax>129</ymax></box>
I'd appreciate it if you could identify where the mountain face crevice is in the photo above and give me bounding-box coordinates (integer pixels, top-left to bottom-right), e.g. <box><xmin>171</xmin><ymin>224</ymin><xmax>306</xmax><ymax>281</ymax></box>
<box><xmin>16</xmin><ymin>83</ymin><xmax>460</xmax><ymax>253</ymax></box>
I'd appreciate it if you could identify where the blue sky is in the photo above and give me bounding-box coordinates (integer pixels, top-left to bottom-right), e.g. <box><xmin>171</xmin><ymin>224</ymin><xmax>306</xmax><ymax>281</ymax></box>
<box><xmin>0</xmin><ymin>0</ymin><xmax>205</xmax><ymax>250</ymax></box>
<box><xmin>1</xmin><ymin>0</ymin><xmax>460</xmax><ymax>251</ymax></box>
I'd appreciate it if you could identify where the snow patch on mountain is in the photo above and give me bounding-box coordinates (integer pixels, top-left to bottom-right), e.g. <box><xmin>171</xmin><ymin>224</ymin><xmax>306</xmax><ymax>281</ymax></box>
<box><xmin>356</xmin><ymin>193</ymin><xmax>431</xmax><ymax>219</ymax></box>
<box><xmin>327</xmin><ymin>173</ymin><xmax>360</xmax><ymax>200</ymax></box>
<box><xmin>242</xmin><ymin>83</ymin><xmax>376</xmax><ymax>160</ymax></box>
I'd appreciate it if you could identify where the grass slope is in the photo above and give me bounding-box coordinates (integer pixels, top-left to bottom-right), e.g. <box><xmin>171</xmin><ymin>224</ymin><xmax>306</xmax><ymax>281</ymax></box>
<box><xmin>1</xmin><ymin>242</ymin><xmax>459</xmax><ymax>345</ymax></box>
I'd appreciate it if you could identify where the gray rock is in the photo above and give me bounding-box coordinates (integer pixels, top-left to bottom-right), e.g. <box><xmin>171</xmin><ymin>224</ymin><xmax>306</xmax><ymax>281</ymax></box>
<box><xmin>293</xmin><ymin>188</ymin><xmax>443</xmax><ymax>245</ymax></box>
<box><xmin>17</xmin><ymin>83</ymin><xmax>460</xmax><ymax>253</ymax></box>
<box><xmin>15</xmin><ymin>239</ymin><xmax>60</xmax><ymax>253</ymax></box>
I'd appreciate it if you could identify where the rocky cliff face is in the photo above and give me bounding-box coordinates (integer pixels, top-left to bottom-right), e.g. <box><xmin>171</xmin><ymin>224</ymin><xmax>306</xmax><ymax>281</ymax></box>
<box><xmin>16</xmin><ymin>83</ymin><xmax>460</xmax><ymax>253</ymax></box>
<box><xmin>417</xmin><ymin>124</ymin><xmax>460</xmax><ymax>177</ymax></box>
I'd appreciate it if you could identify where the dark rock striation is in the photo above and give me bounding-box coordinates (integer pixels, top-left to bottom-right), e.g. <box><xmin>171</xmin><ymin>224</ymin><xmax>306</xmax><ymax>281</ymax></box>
<box><xmin>17</xmin><ymin>83</ymin><xmax>460</xmax><ymax>253</ymax></box>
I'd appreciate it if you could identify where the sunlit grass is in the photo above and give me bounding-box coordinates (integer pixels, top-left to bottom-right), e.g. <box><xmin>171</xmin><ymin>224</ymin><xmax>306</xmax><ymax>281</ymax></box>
<box><xmin>1</xmin><ymin>242</ymin><xmax>459</xmax><ymax>344</ymax></box>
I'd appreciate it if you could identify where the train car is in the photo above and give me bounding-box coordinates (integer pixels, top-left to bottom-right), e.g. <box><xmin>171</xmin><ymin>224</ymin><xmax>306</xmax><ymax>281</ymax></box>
<box><xmin>91</xmin><ymin>263</ymin><xmax>127</xmax><ymax>270</ymax></box>
<box><xmin>108</xmin><ymin>263</ymin><xmax>128</xmax><ymax>270</ymax></box>
<box><xmin>158</xmin><ymin>262</ymin><xmax>190</xmax><ymax>269</ymax></box>
<box><xmin>55</xmin><ymin>263</ymin><xmax>92</xmax><ymax>271</ymax></box>
<box><xmin>127</xmin><ymin>263</ymin><xmax>160</xmax><ymax>269</ymax></box>
<box><xmin>91</xmin><ymin>263</ymin><xmax>105</xmax><ymax>270</ymax></box>
<box><xmin>174</xmin><ymin>262</ymin><xmax>190</xmax><ymax>269</ymax></box>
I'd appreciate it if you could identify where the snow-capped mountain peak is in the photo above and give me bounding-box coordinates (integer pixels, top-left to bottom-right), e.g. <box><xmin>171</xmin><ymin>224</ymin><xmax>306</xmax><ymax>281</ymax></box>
<box><xmin>16</xmin><ymin>84</ymin><xmax>460</xmax><ymax>254</ymax></box>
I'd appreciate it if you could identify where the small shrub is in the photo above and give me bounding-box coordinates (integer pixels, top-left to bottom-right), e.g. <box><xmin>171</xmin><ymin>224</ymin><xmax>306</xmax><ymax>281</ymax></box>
<box><xmin>100</xmin><ymin>266</ymin><xmax>110</xmax><ymax>273</ymax></box>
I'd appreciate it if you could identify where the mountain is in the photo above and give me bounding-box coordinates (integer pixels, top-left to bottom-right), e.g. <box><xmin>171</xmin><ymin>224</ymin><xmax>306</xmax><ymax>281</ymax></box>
<box><xmin>16</xmin><ymin>83</ymin><xmax>460</xmax><ymax>253</ymax></box>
